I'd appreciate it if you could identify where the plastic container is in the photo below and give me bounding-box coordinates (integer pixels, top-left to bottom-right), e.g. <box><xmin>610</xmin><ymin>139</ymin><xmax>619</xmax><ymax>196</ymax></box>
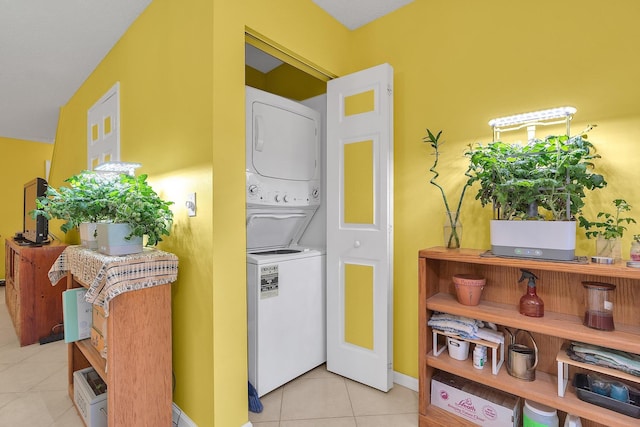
<box><xmin>446</xmin><ymin>337</ymin><xmax>469</xmax><ymax>361</ymax></box>
<box><xmin>523</xmin><ymin>400</ymin><xmax>558</xmax><ymax>427</ymax></box>
<box><xmin>473</xmin><ymin>344</ymin><xmax>487</xmax><ymax>369</ymax></box>
<box><xmin>564</xmin><ymin>414</ymin><xmax>582</xmax><ymax>427</ymax></box>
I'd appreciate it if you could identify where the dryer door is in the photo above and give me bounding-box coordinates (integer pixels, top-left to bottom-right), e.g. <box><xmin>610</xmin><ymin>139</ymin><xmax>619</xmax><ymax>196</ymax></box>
<box><xmin>249</xmin><ymin>91</ymin><xmax>320</xmax><ymax>182</ymax></box>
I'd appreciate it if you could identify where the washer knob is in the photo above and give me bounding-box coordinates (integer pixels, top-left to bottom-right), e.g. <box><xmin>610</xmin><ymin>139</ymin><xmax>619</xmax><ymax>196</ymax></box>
<box><xmin>248</xmin><ymin>184</ymin><xmax>258</xmax><ymax>195</ymax></box>
<box><xmin>274</xmin><ymin>194</ymin><xmax>281</xmax><ymax>202</ymax></box>
<box><xmin>283</xmin><ymin>195</ymin><xmax>289</xmax><ymax>203</ymax></box>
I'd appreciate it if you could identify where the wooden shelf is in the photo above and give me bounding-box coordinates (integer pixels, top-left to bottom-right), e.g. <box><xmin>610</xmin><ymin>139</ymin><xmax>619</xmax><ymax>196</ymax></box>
<box><xmin>419</xmin><ymin>247</ymin><xmax>640</xmax><ymax>427</ymax></box>
<box><xmin>427</xmin><ymin>351</ymin><xmax>639</xmax><ymax>427</ymax></box>
<box><xmin>427</xmin><ymin>292</ymin><xmax>640</xmax><ymax>355</ymax></box>
<box><xmin>74</xmin><ymin>339</ymin><xmax>106</xmax><ymax>382</ymax></box>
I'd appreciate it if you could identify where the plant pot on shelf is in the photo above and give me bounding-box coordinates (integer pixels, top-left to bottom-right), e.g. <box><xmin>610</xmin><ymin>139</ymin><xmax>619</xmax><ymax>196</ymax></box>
<box><xmin>96</xmin><ymin>223</ymin><xmax>143</xmax><ymax>256</ymax></box>
<box><xmin>453</xmin><ymin>274</ymin><xmax>485</xmax><ymax>306</ymax></box>
<box><xmin>78</xmin><ymin>222</ymin><xmax>99</xmax><ymax>249</ymax></box>
<box><xmin>490</xmin><ymin>220</ymin><xmax>576</xmax><ymax>261</ymax></box>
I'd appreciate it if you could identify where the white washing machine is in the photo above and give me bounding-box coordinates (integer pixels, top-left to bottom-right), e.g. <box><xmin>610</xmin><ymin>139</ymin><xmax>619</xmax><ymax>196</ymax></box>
<box><xmin>247</xmin><ymin>247</ymin><xmax>326</xmax><ymax>397</ymax></box>
<box><xmin>245</xmin><ymin>86</ymin><xmax>326</xmax><ymax>397</ymax></box>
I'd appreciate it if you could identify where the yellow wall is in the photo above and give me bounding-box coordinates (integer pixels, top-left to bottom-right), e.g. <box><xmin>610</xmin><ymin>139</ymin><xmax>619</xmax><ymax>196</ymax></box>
<box><xmin>40</xmin><ymin>0</ymin><xmax>640</xmax><ymax>424</ymax></box>
<box><xmin>348</xmin><ymin>0</ymin><xmax>640</xmax><ymax>378</ymax></box>
<box><xmin>0</xmin><ymin>137</ymin><xmax>53</xmax><ymax>279</ymax></box>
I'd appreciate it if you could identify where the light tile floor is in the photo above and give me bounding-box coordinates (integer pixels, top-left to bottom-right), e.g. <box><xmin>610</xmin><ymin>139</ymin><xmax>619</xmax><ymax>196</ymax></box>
<box><xmin>0</xmin><ymin>285</ymin><xmax>418</xmax><ymax>427</ymax></box>
<box><xmin>0</xmin><ymin>286</ymin><xmax>84</xmax><ymax>427</ymax></box>
<box><xmin>249</xmin><ymin>364</ymin><xmax>419</xmax><ymax>427</ymax></box>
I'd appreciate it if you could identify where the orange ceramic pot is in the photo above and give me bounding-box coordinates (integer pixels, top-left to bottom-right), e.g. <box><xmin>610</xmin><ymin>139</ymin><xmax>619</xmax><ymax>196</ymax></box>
<box><xmin>453</xmin><ymin>274</ymin><xmax>486</xmax><ymax>306</ymax></box>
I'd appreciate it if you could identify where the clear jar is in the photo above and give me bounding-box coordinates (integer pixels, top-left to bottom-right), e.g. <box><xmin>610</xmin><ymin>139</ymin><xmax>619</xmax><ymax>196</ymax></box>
<box><xmin>631</xmin><ymin>241</ymin><xmax>640</xmax><ymax>261</ymax></box>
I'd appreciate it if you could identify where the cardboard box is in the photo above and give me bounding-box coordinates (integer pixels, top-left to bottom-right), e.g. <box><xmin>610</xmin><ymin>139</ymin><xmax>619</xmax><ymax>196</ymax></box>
<box><xmin>431</xmin><ymin>371</ymin><xmax>521</xmax><ymax>426</ymax></box>
<box><xmin>92</xmin><ymin>304</ymin><xmax>107</xmax><ymax>338</ymax></box>
<box><xmin>73</xmin><ymin>367</ymin><xmax>107</xmax><ymax>427</ymax></box>
<box><xmin>90</xmin><ymin>327</ymin><xmax>107</xmax><ymax>359</ymax></box>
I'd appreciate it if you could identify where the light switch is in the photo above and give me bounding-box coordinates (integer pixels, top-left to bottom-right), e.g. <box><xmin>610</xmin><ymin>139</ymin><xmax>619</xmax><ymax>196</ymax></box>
<box><xmin>186</xmin><ymin>193</ymin><xmax>196</xmax><ymax>217</ymax></box>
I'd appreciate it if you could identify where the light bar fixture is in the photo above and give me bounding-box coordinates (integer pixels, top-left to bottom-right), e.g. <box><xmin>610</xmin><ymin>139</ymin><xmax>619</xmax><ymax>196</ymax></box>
<box><xmin>489</xmin><ymin>106</ymin><xmax>576</xmax><ymax>128</ymax></box>
<box><xmin>94</xmin><ymin>161</ymin><xmax>142</xmax><ymax>176</ymax></box>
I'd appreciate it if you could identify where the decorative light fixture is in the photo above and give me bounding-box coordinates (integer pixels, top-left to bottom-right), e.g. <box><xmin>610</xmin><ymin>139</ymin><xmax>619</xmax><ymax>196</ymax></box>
<box><xmin>489</xmin><ymin>106</ymin><xmax>576</xmax><ymax>141</ymax></box>
<box><xmin>94</xmin><ymin>161</ymin><xmax>142</xmax><ymax>176</ymax></box>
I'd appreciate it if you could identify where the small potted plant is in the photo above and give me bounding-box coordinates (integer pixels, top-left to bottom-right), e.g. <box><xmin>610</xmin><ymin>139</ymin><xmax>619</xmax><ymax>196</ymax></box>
<box><xmin>33</xmin><ymin>171</ymin><xmax>120</xmax><ymax>248</ymax></box>
<box><xmin>464</xmin><ymin>130</ymin><xmax>607</xmax><ymax>260</ymax></box>
<box><xmin>578</xmin><ymin>199</ymin><xmax>636</xmax><ymax>260</ymax></box>
<box><xmin>96</xmin><ymin>173</ymin><xmax>174</xmax><ymax>255</ymax></box>
<box><xmin>34</xmin><ymin>171</ymin><xmax>174</xmax><ymax>255</ymax></box>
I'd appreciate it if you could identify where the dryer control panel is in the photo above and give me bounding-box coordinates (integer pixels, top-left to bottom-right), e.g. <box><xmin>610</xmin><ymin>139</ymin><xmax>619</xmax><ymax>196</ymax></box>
<box><xmin>246</xmin><ymin>172</ymin><xmax>320</xmax><ymax>208</ymax></box>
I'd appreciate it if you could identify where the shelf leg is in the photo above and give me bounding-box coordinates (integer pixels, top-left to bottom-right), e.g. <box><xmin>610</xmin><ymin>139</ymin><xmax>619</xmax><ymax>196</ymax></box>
<box><xmin>492</xmin><ymin>342</ymin><xmax>504</xmax><ymax>375</ymax></box>
<box><xmin>433</xmin><ymin>330</ymin><xmax>446</xmax><ymax>356</ymax></box>
<box><xmin>557</xmin><ymin>360</ymin><xmax>568</xmax><ymax>397</ymax></box>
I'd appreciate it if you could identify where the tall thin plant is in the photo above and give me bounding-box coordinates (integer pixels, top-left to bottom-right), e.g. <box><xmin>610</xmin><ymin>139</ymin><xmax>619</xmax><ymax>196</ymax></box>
<box><xmin>423</xmin><ymin>129</ymin><xmax>472</xmax><ymax>248</ymax></box>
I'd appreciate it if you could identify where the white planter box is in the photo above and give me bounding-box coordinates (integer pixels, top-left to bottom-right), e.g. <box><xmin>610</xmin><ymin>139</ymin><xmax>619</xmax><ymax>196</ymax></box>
<box><xmin>490</xmin><ymin>220</ymin><xmax>576</xmax><ymax>261</ymax></box>
<box><xmin>73</xmin><ymin>367</ymin><xmax>107</xmax><ymax>427</ymax></box>
<box><xmin>96</xmin><ymin>223</ymin><xmax>143</xmax><ymax>256</ymax></box>
<box><xmin>79</xmin><ymin>222</ymin><xmax>99</xmax><ymax>249</ymax></box>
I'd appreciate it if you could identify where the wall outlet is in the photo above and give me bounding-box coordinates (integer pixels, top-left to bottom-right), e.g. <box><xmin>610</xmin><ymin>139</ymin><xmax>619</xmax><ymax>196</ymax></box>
<box><xmin>186</xmin><ymin>193</ymin><xmax>197</xmax><ymax>217</ymax></box>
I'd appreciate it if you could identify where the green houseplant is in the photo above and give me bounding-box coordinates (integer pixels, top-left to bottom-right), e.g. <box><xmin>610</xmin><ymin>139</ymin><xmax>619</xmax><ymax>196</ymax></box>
<box><xmin>423</xmin><ymin>129</ymin><xmax>472</xmax><ymax>248</ymax></box>
<box><xmin>464</xmin><ymin>130</ymin><xmax>607</xmax><ymax>260</ymax></box>
<box><xmin>578</xmin><ymin>199</ymin><xmax>636</xmax><ymax>259</ymax></box>
<box><xmin>34</xmin><ymin>171</ymin><xmax>174</xmax><ymax>253</ymax></box>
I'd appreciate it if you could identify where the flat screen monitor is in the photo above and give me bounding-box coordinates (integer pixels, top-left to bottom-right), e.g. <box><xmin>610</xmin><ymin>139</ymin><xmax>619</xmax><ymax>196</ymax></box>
<box><xmin>23</xmin><ymin>177</ymin><xmax>49</xmax><ymax>244</ymax></box>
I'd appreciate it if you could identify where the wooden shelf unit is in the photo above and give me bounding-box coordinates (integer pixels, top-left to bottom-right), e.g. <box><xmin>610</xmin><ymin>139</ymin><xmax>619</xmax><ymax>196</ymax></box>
<box><xmin>4</xmin><ymin>239</ymin><xmax>66</xmax><ymax>346</ymax></box>
<box><xmin>419</xmin><ymin>247</ymin><xmax>640</xmax><ymax>427</ymax></box>
<box><xmin>67</xmin><ymin>273</ymin><xmax>173</xmax><ymax>426</ymax></box>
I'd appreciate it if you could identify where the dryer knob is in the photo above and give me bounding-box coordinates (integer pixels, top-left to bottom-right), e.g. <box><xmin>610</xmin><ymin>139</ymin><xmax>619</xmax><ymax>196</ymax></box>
<box><xmin>274</xmin><ymin>194</ymin><xmax>281</xmax><ymax>202</ymax></box>
<box><xmin>312</xmin><ymin>188</ymin><xmax>320</xmax><ymax>198</ymax></box>
<box><xmin>283</xmin><ymin>195</ymin><xmax>289</xmax><ymax>203</ymax></box>
<box><xmin>248</xmin><ymin>185</ymin><xmax>258</xmax><ymax>195</ymax></box>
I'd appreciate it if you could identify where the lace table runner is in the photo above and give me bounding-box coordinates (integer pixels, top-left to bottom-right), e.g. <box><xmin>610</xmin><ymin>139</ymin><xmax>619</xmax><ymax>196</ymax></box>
<box><xmin>48</xmin><ymin>245</ymin><xmax>178</xmax><ymax>316</ymax></box>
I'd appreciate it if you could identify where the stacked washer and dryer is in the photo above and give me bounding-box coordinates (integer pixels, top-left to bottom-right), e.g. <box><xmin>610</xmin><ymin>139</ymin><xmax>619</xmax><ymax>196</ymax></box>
<box><xmin>245</xmin><ymin>86</ymin><xmax>326</xmax><ymax>397</ymax></box>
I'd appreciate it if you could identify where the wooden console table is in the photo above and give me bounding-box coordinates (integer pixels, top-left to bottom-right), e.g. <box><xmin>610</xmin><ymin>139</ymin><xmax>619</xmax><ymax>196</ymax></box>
<box><xmin>49</xmin><ymin>246</ymin><xmax>178</xmax><ymax>426</ymax></box>
<box><xmin>4</xmin><ymin>239</ymin><xmax>66</xmax><ymax>346</ymax></box>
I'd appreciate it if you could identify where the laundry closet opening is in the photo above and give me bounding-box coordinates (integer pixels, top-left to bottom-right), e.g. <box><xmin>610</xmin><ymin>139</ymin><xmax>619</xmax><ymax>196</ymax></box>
<box><xmin>244</xmin><ymin>34</ymin><xmax>331</xmax><ymax>397</ymax></box>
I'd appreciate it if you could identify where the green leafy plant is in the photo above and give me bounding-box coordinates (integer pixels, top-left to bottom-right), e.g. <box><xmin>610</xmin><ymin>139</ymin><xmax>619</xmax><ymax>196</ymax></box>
<box><xmin>423</xmin><ymin>129</ymin><xmax>472</xmax><ymax>248</ymax></box>
<box><xmin>465</xmin><ymin>130</ymin><xmax>607</xmax><ymax>220</ymax></box>
<box><xmin>33</xmin><ymin>171</ymin><xmax>119</xmax><ymax>233</ymax></box>
<box><xmin>107</xmin><ymin>173</ymin><xmax>174</xmax><ymax>246</ymax></box>
<box><xmin>33</xmin><ymin>171</ymin><xmax>174</xmax><ymax>246</ymax></box>
<box><xmin>578</xmin><ymin>199</ymin><xmax>636</xmax><ymax>240</ymax></box>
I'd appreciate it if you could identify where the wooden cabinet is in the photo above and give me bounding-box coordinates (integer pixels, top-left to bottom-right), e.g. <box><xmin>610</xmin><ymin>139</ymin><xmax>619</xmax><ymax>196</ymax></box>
<box><xmin>4</xmin><ymin>239</ymin><xmax>66</xmax><ymax>346</ymax></box>
<box><xmin>67</xmin><ymin>272</ymin><xmax>173</xmax><ymax>427</ymax></box>
<box><xmin>52</xmin><ymin>245</ymin><xmax>178</xmax><ymax>427</ymax></box>
<box><xmin>418</xmin><ymin>247</ymin><xmax>640</xmax><ymax>427</ymax></box>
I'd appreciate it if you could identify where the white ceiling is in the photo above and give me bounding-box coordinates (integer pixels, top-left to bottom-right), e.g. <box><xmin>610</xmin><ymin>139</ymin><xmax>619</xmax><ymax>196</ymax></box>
<box><xmin>0</xmin><ymin>0</ymin><xmax>413</xmax><ymax>143</ymax></box>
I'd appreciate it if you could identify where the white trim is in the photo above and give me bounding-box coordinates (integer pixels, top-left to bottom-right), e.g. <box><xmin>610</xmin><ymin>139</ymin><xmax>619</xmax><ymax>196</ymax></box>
<box><xmin>172</xmin><ymin>402</ymin><xmax>197</xmax><ymax>427</ymax></box>
<box><xmin>393</xmin><ymin>370</ymin><xmax>418</xmax><ymax>392</ymax></box>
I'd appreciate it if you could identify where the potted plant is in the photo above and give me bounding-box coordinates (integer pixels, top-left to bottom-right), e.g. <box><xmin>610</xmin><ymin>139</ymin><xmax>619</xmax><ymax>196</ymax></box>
<box><xmin>34</xmin><ymin>171</ymin><xmax>174</xmax><ymax>255</ymax></box>
<box><xmin>423</xmin><ymin>129</ymin><xmax>472</xmax><ymax>248</ymax></box>
<box><xmin>578</xmin><ymin>199</ymin><xmax>636</xmax><ymax>260</ymax></box>
<box><xmin>33</xmin><ymin>171</ymin><xmax>120</xmax><ymax>248</ymax></box>
<box><xmin>465</xmin><ymin>130</ymin><xmax>607</xmax><ymax>260</ymax></box>
<box><xmin>95</xmin><ymin>173</ymin><xmax>174</xmax><ymax>255</ymax></box>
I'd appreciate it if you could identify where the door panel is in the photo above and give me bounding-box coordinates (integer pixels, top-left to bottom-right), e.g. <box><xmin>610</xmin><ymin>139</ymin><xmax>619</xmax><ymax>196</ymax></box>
<box><xmin>326</xmin><ymin>63</ymin><xmax>393</xmax><ymax>392</ymax></box>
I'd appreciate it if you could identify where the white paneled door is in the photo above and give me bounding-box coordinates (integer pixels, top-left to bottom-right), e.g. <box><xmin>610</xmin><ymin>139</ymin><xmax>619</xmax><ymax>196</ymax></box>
<box><xmin>326</xmin><ymin>63</ymin><xmax>394</xmax><ymax>392</ymax></box>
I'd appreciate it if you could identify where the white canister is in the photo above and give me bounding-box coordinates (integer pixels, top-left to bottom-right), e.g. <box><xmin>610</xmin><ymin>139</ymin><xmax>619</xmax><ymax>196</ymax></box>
<box><xmin>523</xmin><ymin>400</ymin><xmax>559</xmax><ymax>427</ymax></box>
<box><xmin>473</xmin><ymin>344</ymin><xmax>487</xmax><ymax>369</ymax></box>
<box><xmin>447</xmin><ymin>337</ymin><xmax>470</xmax><ymax>361</ymax></box>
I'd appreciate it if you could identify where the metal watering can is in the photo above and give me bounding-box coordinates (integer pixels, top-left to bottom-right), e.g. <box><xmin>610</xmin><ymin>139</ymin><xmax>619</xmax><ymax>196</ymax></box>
<box><xmin>505</xmin><ymin>328</ymin><xmax>538</xmax><ymax>381</ymax></box>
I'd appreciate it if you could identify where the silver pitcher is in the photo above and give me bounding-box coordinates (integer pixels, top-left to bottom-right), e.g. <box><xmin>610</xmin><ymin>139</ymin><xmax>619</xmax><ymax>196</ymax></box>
<box><xmin>505</xmin><ymin>328</ymin><xmax>538</xmax><ymax>381</ymax></box>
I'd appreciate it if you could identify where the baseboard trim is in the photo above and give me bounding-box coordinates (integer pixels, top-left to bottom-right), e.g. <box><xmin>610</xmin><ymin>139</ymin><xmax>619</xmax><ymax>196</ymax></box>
<box><xmin>172</xmin><ymin>402</ymin><xmax>197</xmax><ymax>427</ymax></box>
<box><xmin>394</xmin><ymin>370</ymin><xmax>418</xmax><ymax>392</ymax></box>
